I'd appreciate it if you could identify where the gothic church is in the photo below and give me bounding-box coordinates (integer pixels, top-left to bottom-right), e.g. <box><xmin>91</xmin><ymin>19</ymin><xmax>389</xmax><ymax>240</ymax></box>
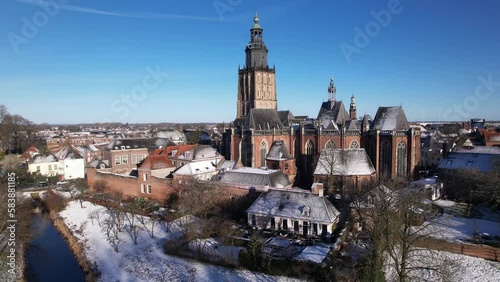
<box><xmin>224</xmin><ymin>14</ymin><xmax>421</xmax><ymax>189</ymax></box>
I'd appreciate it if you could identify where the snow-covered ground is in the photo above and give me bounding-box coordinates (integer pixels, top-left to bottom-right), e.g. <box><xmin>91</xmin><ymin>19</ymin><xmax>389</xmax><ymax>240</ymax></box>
<box><xmin>421</xmin><ymin>200</ymin><xmax>500</xmax><ymax>242</ymax></box>
<box><xmin>59</xmin><ymin>201</ymin><xmax>302</xmax><ymax>282</ymax></box>
<box><xmin>384</xmin><ymin>248</ymin><xmax>500</xmax><ymax>282</ymax></box>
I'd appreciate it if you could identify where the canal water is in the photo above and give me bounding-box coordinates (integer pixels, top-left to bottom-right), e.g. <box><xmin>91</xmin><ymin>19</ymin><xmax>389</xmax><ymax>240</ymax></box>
<box><xmin>25</xmin><ymin>214</ymin><xmax>85</xmax><ymax>282</ymax></box>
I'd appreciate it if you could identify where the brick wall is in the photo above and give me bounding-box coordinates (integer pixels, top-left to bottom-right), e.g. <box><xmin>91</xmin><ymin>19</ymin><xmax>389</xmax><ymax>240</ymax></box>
<box><xmin>86</xmin><ymin>167</ymin><xmax>176</xmax><ymax>201</ymax></box>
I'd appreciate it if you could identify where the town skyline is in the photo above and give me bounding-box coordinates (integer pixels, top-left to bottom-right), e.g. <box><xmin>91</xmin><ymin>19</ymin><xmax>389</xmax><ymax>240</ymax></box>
<box><xmin>1</xmin><ymin>0</ymin><xmax>499</xmax><ymax>124</ymax></box>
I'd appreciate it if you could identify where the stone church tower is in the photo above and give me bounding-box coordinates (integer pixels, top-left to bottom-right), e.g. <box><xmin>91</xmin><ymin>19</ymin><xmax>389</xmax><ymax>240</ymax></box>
<box><xmin>236</xmin><ymin>14</ymin><xmax>277</xmax><ymax>118</ymax></box>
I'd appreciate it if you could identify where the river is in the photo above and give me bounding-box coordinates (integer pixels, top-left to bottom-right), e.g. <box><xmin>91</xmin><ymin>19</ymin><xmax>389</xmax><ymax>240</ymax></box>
<box><xmin>25</xmin><ymin>214</ymin><xmax>85</xmax><ymax>282</ymax></box>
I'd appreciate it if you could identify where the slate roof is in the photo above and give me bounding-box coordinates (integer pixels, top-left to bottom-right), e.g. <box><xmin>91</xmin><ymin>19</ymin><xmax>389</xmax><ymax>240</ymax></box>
<box><xmin>88</xmin><ymin>159</ymin><xmax>110</xmax><ymax>169</ymax></box>
<box><xmin>438</xmin><ymin>151</ymin><xmax>500</xmax><ymax>172</ymax></box>
<box><xmin>246</xmin><ymin>189</ymin><xmax>340</xmax><ymax>224</ymax></box>
<box><xmin>243</xmin><ymin>109</ymin><xmax>284</xmax><ymax>130</ymax></box>
<box><xmin>346</xmin><ymin>120</ymin><xmax>360</xmax><ymax>132</ymax></box>
<box><xmin>277</xmin><ymin>110</ymin><xmax>295</xmax><ymax>126</ymax></box>
<box><xmin>372</xmin><ymin>106</ymin><xmax>409</xmax><ymax>131</ymax></box>
<box><xmin>317</xmin><ymin>100</ymin><xmax>350</xmax><ymax>129</ymax></box>
<box><xmin>314</xmin><ymin>148</ymin><xmax>376</xmax><ymax>176</ymax></box>
<box><xmin>104</xmin><ymin>138</ymin><xmax>175</xmax><ymax>151</ymax></box>
<box><xmin>219</xmin><ymin>167</ymin><xmax>291</xmax><ymax>188</ymax></box>
<box><xmin>266</xmin><ymin>140</ymin><xmax>293</xmax><ymax>161</ymax></box>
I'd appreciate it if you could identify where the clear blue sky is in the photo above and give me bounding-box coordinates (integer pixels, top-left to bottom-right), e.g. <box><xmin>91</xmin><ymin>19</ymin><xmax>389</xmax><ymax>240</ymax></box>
<box><xmin>1</xmin><ymin>0</ymin><xmax>499</xmax><ymax>124</ymax></box>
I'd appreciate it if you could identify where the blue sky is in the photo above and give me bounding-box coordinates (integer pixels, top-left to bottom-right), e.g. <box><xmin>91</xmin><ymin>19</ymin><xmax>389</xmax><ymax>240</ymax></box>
<box><xmin>1</xmin><ymin>0</ymin><xmax>499</xmax><ymax>124</ymax></box>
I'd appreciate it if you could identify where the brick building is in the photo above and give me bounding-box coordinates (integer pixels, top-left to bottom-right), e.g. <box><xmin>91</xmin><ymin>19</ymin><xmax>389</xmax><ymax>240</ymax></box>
<box><xmin>224</xmin><ymin>14</ymin><xmax>420</xmax><ymax>187</ymax></box>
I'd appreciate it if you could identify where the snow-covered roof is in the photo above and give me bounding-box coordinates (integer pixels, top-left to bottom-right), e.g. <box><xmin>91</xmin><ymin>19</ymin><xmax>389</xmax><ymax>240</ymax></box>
<box><xmin>246</xmin><ymin>189</ymin><xmax>340</xmax><ymax>224</ymax></box>
<box><xmin>317</xmin><ymin>100</ymin><xmax>350</xmax><ymax>129</ymax></box>
<box><xmin>372</xmin><ymin>106</ymin><xmax>409</xmax><ymax>131</ymax></box>
<box><xmin>155</xmin><ymin>130</ymin><xmax>186</xmax><ymax>141</ymax></box>
<box><xmin>314</xmin><ymin>148</ymin><xmax>376</xmax><ymax>176</ymax></box>
<box><xmin>295</xmin><ymin>245</ymin><xmax>330</xmax><ymax>264</ymax></box>
<box><xmin>266</xmin><ymin>140</ymin><xmax>292</xmax><ymax>161</ymax></box>
<box><xmin>30</xmin><ymin>154</ymin><xmax>58</xmax><ymax>164</ymax></box>
<box><xmin>55</xmin><ymin>146</ymin><xmax>83</xmax><ymax>160</ymax></box>
<box><xmin>193</xmin><ymin>146</ymin><xmax>218</xmax><ymax>160</ymax></box>
<box><xmin>174</xmin><ymin>159</ymin><xmax>220</xmax><ymax>175</ymax></box>
<box><xmin>411</xmin><ymin>177</ymin><xmax>438</xmax><ymax>187</ymax></box>
<box><xmin>455</xmin><ymin>146</ymin><xmax>500</xmax><ymax>155</ymax></box>
<box><xmin>219</xmin><ymin>167</ymin><xmax>291</xmax><ymax>188</ymax></box>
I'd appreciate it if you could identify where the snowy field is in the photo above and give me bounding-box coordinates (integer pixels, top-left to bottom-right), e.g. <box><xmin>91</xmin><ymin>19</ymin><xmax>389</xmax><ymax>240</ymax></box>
<box><xmin>422</xmin><ymin>200</ymin><xmax>500</xmax><ymax>242</ymax></box>
<box><xmin>59</xmin><ymin>201</ymin><xmax>302</xmax><ymax>282</ymax></box>
<box><xmin>384</xmin><ymin>248</ymin><xmax>500</xmax><ymax>282</ymax></box>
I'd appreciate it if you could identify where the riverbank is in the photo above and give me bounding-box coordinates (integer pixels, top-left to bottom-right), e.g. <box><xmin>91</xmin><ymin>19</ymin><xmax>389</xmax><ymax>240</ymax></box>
<box><xmin>47</xmin><ymin>208</ymin><xmax>100</xmax><ymax>281</ymax></box>
<box><xmin>27</xmin><ymin>191</ymin><xmax>99</xmax><ymax>282</ymax></box>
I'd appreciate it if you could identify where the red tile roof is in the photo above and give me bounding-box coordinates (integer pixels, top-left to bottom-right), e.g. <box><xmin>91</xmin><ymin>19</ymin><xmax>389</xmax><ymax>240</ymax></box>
<box><xmin>138</xmin><ymin>155</ymin><xmax>174</xmax><ymax>170</ymax></box>
<box><xmin>152</xmin><ymin>144</ymin><xmax>196</xmax><ymax>158</ymax></box>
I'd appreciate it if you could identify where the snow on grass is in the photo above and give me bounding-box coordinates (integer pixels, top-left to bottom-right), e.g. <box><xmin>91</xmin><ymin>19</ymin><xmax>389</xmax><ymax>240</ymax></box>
<box><xmin>59</xmin><ymin>201</ymin><xmax>302</xmax><ymax>282</ymax></box>
<box><xmin>421</xmin><ymin>200</ymin><xmax>500</xmax><ymax>242</ymax></box>
<box><xmin>422</xmin><ymin>213</ymin><xmax>500</xmax><ymax>242</ymax></box>
<box><xmin>434</xmin><ymin>199</ymin><xmax>456</xmax><ymax>208</ymax></box>
<box><xmin>385</xmin><ymin>248</ymin><xmax>500</xmax><ymax>282</ymax></box>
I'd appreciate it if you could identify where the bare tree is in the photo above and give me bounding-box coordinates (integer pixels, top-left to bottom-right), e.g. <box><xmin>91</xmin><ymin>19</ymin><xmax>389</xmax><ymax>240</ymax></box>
<box><xmin>0</xmin><ymin>155</ymin><xmax>22</xmax><ymax>171</ymax></box>
<box><xmin>103</xmin><ymin>218</ymin><xmax>122</xmax><ymax>253</ymax></box>
<box><xmin>350</xmin><ymin>183</ymin><xmax>454</xmax><ymax>282</ymax></box>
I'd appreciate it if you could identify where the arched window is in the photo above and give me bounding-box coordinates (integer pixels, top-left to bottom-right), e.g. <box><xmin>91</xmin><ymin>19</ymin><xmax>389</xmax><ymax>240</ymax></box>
<box><xmin>240</xmin><ymin>139</ymin><xmax>252</xmax><ymax>167</ymax></box>
<box><xmin>350</xmin><ymin>140</ymin><xmax>359</xmax><ymax>149</ymax></box>
<box><xmin>260</xmin><ymin>140</ymin><xmax>268</xmax><ymax>167</ymax></box>
<box><xmin>325</xmin><ymin>140</ymin><xmax>336</xmax><ymax>149</ymax></box>
<box><xmin>305</xmin><ymin>140</ymin><xmax>315</xmax><ymax>174</ymax></box>
<box><xmin>380</xmin><ymin>140</ymin><xmax>392</xmax><ymax>178</ymax></box>
<box><xmin>397</xmin><ymin>141</ymin><xmax>407</xmax><ymax>178</ymax></box>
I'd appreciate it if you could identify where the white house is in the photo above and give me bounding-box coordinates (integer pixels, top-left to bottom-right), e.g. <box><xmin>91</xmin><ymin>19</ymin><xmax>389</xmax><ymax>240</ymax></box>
<box><xmin>55</xmin><ymin>146</ymin><xmax>85</xmax><ymax>180</ymax></box>
<box><xmin>28</xmin><ymin>154</ymin><xmax>60</xmax><ymax>177</ymax></box>
<box><xmin>246</xmin><ymin>189</ymin><xmax>340</xmax><ymax>236</ymax></box>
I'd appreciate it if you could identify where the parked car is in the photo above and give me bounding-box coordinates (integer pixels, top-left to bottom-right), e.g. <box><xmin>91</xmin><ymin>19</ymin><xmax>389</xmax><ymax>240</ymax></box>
<box><xmin>57</xmin><ymin>180</ymin><xmax>68</xmax><ymax>185</ymax></box>
<box><xmin>38</xmin><ymin>181</ymin><xmax>49</xmax><ymax>188</ymax></box>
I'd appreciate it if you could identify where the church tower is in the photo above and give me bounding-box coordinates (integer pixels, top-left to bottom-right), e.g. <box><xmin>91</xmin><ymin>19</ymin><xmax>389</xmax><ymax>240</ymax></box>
<box><xmin>237</xmin><ymin>14</ymin><xmax>277</xmax><ymax>118</ymax></box>
<box><xmin>350</xmin><ymin>95</ymin><xmax>357</xmax><ymax>120</ymax></box>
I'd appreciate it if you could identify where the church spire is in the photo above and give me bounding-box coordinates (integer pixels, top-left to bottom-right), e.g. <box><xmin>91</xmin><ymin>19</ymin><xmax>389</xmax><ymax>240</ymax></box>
<box><xmin>328</xmin><ymin>75</ymin><xmax>336</xmax><ymax>102</ymax></box>
<box><xmin>245</xmin><ymin>13</ymin><xmax>268</xmax><ymax>69</ymax></box>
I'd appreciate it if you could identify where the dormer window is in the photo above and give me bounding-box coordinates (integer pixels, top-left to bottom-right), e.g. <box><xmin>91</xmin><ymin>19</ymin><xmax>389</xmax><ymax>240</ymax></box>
<box><xmin>302</xmin><ymin>205</ymin><xmax>310</xmax><ymax>217</ymax></box>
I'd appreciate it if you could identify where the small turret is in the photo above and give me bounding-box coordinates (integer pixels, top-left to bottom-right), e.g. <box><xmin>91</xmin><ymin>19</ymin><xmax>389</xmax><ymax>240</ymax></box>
<box><xmin>350</xmin><ymin>94</ymin><xmax>357</xmax><ymax>120</ymax></box>
<box><xmin>328</xmin><ymin>75</ymin><xmax>336</xmax><ymax>102</ymax></box>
